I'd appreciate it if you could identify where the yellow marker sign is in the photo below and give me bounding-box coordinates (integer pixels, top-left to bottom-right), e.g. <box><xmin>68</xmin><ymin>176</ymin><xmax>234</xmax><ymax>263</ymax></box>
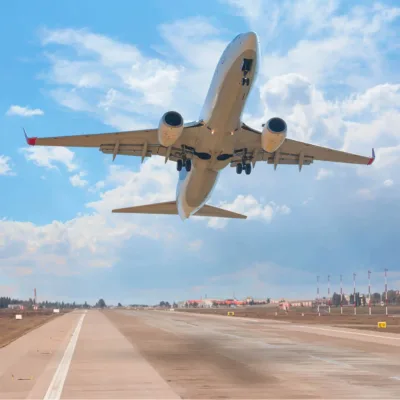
<box><xmin>227</xmin><ymin>311</ymin><xmax>235</xmax><ymax>316</ymax></box>
<box><xmin>378</xmin><ymin>321</ymin><xmax>387</xmax><ymax>328</ymax></box>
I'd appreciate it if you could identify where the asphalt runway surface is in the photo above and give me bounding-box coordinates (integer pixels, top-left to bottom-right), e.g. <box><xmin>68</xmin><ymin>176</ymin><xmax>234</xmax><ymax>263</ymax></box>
<box><xmin>0</xmin><ymin>309</ymin><xmax>400</xmax><ymax>399</ymax></box>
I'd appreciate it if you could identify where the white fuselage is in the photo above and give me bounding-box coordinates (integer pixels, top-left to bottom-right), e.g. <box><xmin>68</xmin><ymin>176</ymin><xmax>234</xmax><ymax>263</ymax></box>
<box><xmin>176</xmin><ymin>32</ymin><xmax>259</xmax><ymax>220</ymax></box>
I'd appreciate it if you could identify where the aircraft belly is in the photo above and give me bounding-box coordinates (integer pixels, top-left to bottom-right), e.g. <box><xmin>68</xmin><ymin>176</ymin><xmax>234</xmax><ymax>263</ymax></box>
<box><xmin>185</xmin><ymin>168</ymin><xmax>218</xmax><ymax>207</ymax></box>
<box><xmin>178</xmin><ymin>166</ymin><xmax>219</xmax><ymax>218</ymax></box>
<box><xmin>205</xmin><ymin>49</ymin><xmax>257</xmax><ymax>134</ymax></box>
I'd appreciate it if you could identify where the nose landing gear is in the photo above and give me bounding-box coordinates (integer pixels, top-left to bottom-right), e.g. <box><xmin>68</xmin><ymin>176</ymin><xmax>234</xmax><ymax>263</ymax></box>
<box><xmin>241</xmin><ymin>58</ymin><xmax>253</xmax><ymax>86</ymax></box>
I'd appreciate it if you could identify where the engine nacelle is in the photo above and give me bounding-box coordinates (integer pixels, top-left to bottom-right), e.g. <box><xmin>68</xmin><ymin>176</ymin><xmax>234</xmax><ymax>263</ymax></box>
<box><xmin>158</xmin><ymin>111</ymin><xmax>184</xmax><ymax>147</ymax></box>
<box><xmin>261</xmin><ymin>117</ymin><xmax>287</xmax><ymax>153</ymax></box>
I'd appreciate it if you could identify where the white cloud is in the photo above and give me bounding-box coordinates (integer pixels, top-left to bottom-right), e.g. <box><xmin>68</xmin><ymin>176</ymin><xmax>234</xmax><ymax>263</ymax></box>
<box><xmin>259</xmin><ymin>73</ymin><xmax>333</xmax><ymax>142</ymax></box>
<box><xmin>357</xmin><ymin>188</ymin><xmax>374</xmax><ymax>200</ymax></box>
<box><xmin>188</xmin><ymin>239</ymin><xmax>203</xmax><ymax>252</ymax></box>
<box><xmin>37</xmin><ymin>20</ymin><xmax>227</xmax><ymax>130</ymax></box>
<box><xmin>258</xmin><ymin>3</ymin><xmax>400</xmax><ymax>88</ymax></box>
<box><xmin>0</xmin><ymin>157</ymin><xmax>181</xmax><ymax>277</ymax></box>
<box><xmin>341</xmin><ymin>84</ymin><xmax>400</xmax><ymax>116</ymax></box>
<box><xmin>383</xmin><ymin>179</ymin><xmax>394</xmax><ymax>187</ymax></box>
<box><xmin>0</xmin><ymin>214</ymin><xmax>160</xmax><ymax>276</ymax></box>
<box><xmin>21</xmin><ymin>147</ymin><xmax>78</xmax><ymax>172</ymax></box>
<box><xmin>89</xmin><ymin>180</ymin><xmax>105</xmax><ymax>193</ymax></box>
<box><xmin>6</xmin><ymin>105</ymin><xmax>44</xmax><ymax>117</ymax></box>
<box><xmin>221</xmin><ymin>0</ymin><xmax>263</xmax><ymax>22</ymax></box>
<box><xmin>302</xmin><ymin>197</ymin><xmax>314</xmax><ymax>205</ymax></box>
<box><xmin>0</xmin><ymin>155</ymin><xmax>13</xmax><ymax>176</ymax></box>
<box><xmin>207</xmin><ymin>195</ymin><xmax>291</xmax><ymax>229</ymax></box>
<box><xmin>69</xmin><ymin>172</ymin><xmax>88</xmax><ymax>187</ymax></box>
<box><xmin>316</xmin><ymin>168</ymin><xmax>334</xmax><ymax>180</ymax></box>
<box><xmin>39</xmin><ymin>27</ymin><xmax>184</xmax><ymax>128</ymax></box>
<box><xmin>86</xmin><ymin>157</ymin><xmax>177</xmax><ymax>214</ymax></box>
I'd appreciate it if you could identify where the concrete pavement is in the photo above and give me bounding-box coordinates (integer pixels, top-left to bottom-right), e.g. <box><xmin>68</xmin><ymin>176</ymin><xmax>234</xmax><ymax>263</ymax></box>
<box><xmin>0</xmin><ymin>308</ymin><xmax>399</xmax><ymax>399</ymax></box>
<box><xmin>0</xmin><ymin>310</ymin><xmax>179</xmax><ymax>399</ymax></box>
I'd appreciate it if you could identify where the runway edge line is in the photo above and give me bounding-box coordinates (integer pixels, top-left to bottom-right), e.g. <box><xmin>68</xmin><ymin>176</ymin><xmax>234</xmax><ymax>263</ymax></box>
<box><xmin>43</xmin><ymin>311</ymin><xmax>86</xmax><ymax>400</ymax></box>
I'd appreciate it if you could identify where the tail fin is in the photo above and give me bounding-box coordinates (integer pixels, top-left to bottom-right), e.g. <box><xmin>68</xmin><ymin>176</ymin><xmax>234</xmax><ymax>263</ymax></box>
<box><xmin>112</xmin><ymin>201</ymin><xmax>246</xmax><ymax>219</ymax></box>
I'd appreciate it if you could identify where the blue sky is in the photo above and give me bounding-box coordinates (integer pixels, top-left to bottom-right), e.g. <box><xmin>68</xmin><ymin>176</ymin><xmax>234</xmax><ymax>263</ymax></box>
<box><xmin>1</xmin><ymin>0</ymin><xmax>399</xmax><ymax>305</ymax></box>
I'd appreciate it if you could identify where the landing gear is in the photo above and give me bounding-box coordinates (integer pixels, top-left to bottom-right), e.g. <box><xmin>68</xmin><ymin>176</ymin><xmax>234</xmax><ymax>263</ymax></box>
<box><xmin>177</xmin><ymin>158</ymin><xmax>192</xmax><ymax>172</ymax></box>
<box><xmin>245</xmin><ymin>163</ymin><xmax>252</xmax><ymax>175</ymax></box>
<box><xmin>241</xmin><ymin>58</ymin><xmax>252</xmax><ymax>86</ymax></box>
<box><xmin>236</xmin><ymin>162</ymin><xmax>252</xmax><ymax>175</ymax></box>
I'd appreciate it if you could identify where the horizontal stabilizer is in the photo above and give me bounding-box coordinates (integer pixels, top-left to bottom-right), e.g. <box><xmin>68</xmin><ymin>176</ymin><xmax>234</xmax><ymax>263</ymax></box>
<box><xmin>194</xmin><ymin>204</ymin><xmax>246</xmax><ymax>219</ymax></box>
<box><xmin>113</xmin><ymin>201</ymin><xmax>178</xmax><ymax>215</ymax></box>
<box><xmin>112</xmin><ymin>201</ymin><xmax>247</xmax><ymax>219</ymax></box>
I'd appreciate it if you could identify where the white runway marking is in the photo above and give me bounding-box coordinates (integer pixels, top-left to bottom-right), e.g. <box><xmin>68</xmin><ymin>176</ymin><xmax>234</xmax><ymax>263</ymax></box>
<box><xmin>309</xmin><ymin>355</ymin><xmax>351</xmax><ymax>368</ymax></box>
<box><xmin>390</xmin><ymin>377</ymin><xmax>400</xmax><ymax>381</ymax></box>
<box><xmin>43</xmin><ymin>312</ymin><xmax>86</xmax><ymax>400</ymax></box>
<box><xmin>296</xmin><ymin>325</ymin><xmax>400</xmax><ymax>340</ymax></box>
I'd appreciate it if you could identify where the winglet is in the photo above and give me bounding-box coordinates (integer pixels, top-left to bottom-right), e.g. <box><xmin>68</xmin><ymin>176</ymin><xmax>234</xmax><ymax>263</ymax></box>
<box><xmin>23</xmin><ymin>128</ymin><xmax>37</xmax><ymax>146</ymax></box>
<box><xmin>367</xmin><ymin>148</ymin><xmax>375</xmax><ymax>165</ymax></box>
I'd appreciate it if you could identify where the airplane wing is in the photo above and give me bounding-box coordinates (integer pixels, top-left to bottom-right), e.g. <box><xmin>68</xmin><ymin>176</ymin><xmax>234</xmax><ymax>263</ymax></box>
<box><xmin>23</xmin><ymin>122</ymin><xmax>202</xmax><ymax>162</ymax></box>
<box><xmin>232</xmin><ymin>123</ymin><xmax>375</xmax><ymax>169</ymax></box>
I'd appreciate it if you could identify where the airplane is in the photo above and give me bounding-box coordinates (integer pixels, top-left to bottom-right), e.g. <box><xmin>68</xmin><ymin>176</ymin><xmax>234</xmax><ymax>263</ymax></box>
<box><xmin>24</xmin><ymin>31</ymin><xmax>375</xmax><ymax>221</ymax></box>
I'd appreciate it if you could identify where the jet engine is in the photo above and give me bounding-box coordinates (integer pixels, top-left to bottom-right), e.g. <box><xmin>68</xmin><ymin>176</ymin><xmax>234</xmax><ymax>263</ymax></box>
<box><xmin>158</xmin><ymin>111</ymin><xmax>184</xmax><ymax>147</ymax></box>
<box><xmin>261</xmin><ymin>117</ymin><xmax>287</xmax><ymax>153</ymax></box>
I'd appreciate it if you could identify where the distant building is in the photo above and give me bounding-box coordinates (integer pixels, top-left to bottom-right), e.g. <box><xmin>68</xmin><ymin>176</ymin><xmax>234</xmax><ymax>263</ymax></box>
<box><xmin>8</xmin><ymin>304</ymin><xmax>24</xmax><ymax>310</ymax></box>
<box><xmin>279</xmin><ymin>302</ymin><xmax>290</xmax><ymax>311</ymax></box>
<box><xmin>290</xmin><ymin>300</ymin><xmax>313</xmax><ymax>307</ymax></box>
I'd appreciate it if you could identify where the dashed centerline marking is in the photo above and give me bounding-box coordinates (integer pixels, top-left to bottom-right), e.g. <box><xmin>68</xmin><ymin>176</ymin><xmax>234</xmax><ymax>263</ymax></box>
<box><xmin>43</xmin><ymin>311</ymin><xmax>86</xmax><ymax>400</ymax></box>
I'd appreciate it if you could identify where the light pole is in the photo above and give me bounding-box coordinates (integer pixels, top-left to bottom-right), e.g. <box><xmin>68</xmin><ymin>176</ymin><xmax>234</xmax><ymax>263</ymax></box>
<box><xmin>317</xmin><ymin>275</ymin><xmax>320</xmax><ymax>314</ymax></box>
<box><xmin>340</xmin><ymin>274</ymin><xmax>343</xmax><ymax>315</ymax></box>
<box><xmin>328</xmin><ymin>275</ymin><xmax>331</xmax><ymax>314</ymax></box>
<box><xmin>385</xmin><ymin>269</ymin><xmax>388</xmax><ymax>316</ymax></box>
<box><xmin>368</xmin><ymin>270</ymin><xmax>371</xmax><ymax>315</ymax></box>
<box><xmin>353</xmin><ymin>273</ymin><xmax>357</xmax><ymax>315</ymax></box>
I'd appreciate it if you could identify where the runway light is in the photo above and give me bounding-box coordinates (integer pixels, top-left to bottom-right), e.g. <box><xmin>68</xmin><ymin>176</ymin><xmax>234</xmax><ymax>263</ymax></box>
<box><xmin>211</xmin><ymin>130</ymin><xmax>215</xmax><ymax>135</ymax></box>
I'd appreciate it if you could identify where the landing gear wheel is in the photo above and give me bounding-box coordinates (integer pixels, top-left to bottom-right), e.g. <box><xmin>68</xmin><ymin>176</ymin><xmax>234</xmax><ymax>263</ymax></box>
<box><xmin>245</xmin><ymin>163</ymin><xmax>252</xmax><ymax>175</ymax></box>
<box><xmin>242</xmin><ymin>78</ymin><xmax>246</xmax><ymax>86</ymax></box>
<box><xmin>177</xmin><ymin>159</ymin><xmax>183</xmax><ymax>172</ymax></box>
<box><xmin>236</xmin><ymin>163</ymin><xmax>243</xmax><ymax>174</ymax></box>
<box><xmin>185</xmin><ymin>159</ymin><xmax>192</xmax><ymax>172</ymax></box>
<box><xmin>246</xmin><ymin>78</ymin><xmax>250</xmax><ymax>86</ymax></box>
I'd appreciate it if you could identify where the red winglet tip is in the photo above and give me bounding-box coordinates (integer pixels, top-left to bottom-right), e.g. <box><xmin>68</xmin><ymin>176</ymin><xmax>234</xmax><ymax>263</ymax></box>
<box><xmin>27</xmin><ymin>137</ymin><xmax>37</xmax><ymax>146</ymax></box>
<box><xmin>23</xmin><ymin>129</ymin><xmax>37</xmax><ymax>146</ymax></box>
<box><xmin>367</xmin><ymin>148</ymin><xmax>375</xmax><ymax>165</ymax></box>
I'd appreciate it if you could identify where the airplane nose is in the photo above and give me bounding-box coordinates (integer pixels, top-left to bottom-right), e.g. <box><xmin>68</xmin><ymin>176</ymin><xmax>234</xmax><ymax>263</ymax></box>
<box><xmin>243</xmin><ymin>31</ymin><xmax>258</xmax><ymax>49</ymax></box>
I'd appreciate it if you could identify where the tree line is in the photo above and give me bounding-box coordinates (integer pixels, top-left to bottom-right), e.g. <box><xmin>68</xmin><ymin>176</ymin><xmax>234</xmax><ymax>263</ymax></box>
<box><xmin>0</xmin><ymin>296</ymin><xmax>92</xmax><ymax>309</ymax></box>
<box><xmin>329</xmin><ymin>290</ymin><xmax>400</xmax><ymax>306</ymax></box>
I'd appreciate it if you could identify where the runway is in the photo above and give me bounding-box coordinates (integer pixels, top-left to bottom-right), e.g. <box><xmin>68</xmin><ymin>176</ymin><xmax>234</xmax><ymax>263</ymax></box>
<box><xmin>0</xmin><ymin>309</ymin><xmax>399</xmax><ymax>399</ymax></box>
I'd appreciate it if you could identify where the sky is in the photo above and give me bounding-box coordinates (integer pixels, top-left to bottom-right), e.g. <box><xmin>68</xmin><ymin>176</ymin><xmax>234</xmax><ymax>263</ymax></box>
<box><xmin>1</xmin><ymin>0</ymin><xmax>399</xmax><ymax>305</ymax></box>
